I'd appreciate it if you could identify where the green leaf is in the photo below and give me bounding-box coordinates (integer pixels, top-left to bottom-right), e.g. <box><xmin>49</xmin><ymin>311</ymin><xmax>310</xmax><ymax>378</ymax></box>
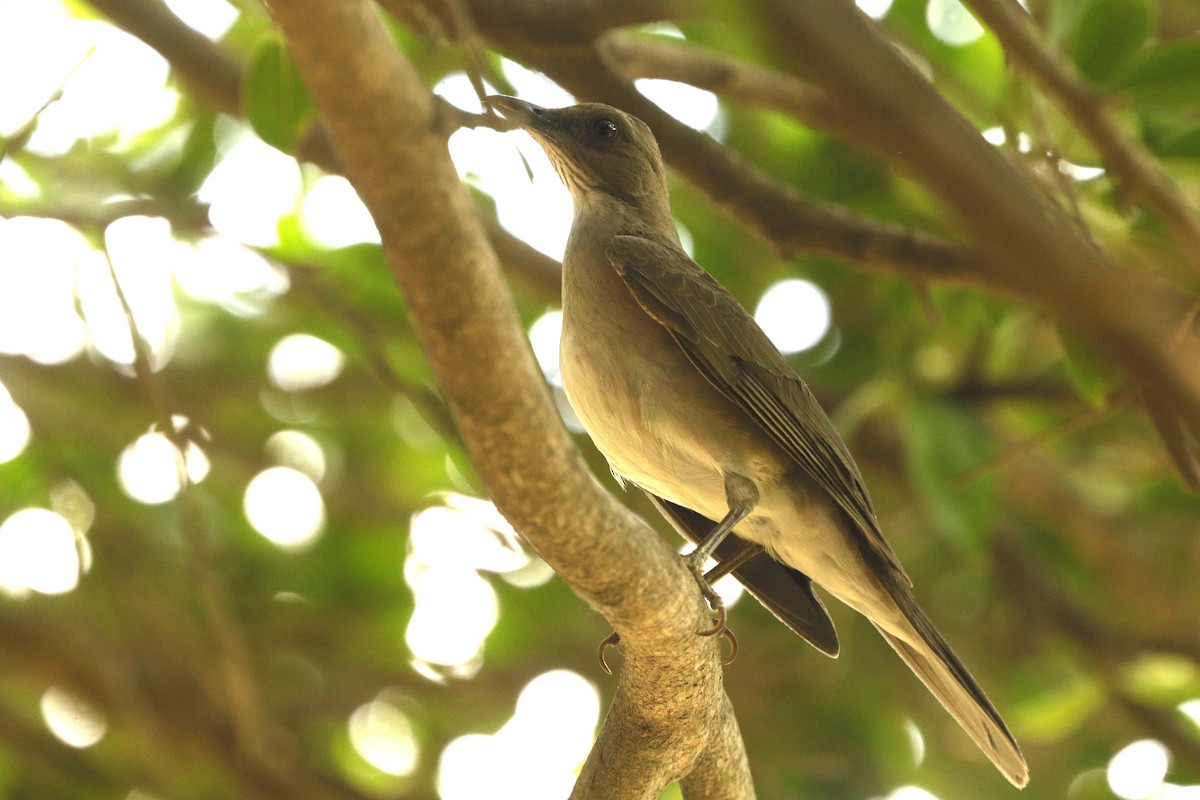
<box><xmin>904</xmin><ymin>399</ymin><xmax>999</xmax><ymax>550</ymax></box>
<box><xmin>1058</xmin><ymin>326</ymin><xmax>1123</xmax><ymax>407</ymax></box>
<box><xmin>242</xmin><ymin>36</ymin><xmax>316</xmax><ymax>152</ymax></box>
<box><xmin>1110</xmin><ymin>37</ymin><xmax>1200</xmax><ymax>112</ymax></box>
<box><xmin>1010</xmin><ymin>672</ymin><xmax>1104</xmax><ymax>742</ymax></box>
<box><xmin>1113</xmin><ymin>36</ymin><xmax>1200</xmax><ymax>88</ymax></box>
<box><xmin>1066</xmin><ymin>769</ymin><xmax>1120</xmax><ymax>800</ymax></box>
<box><xmin>1122</xmin><ymin>653</ymin><xmax>1200</xmax><ymax>706</ymax></box>
<box><xmin>655</xmin><ymin>784</ymin><xmax>684</xmax><ymax>800</ymax></box>
<box><xmin>1068</xmin><ymin>0</ymin><xmax>1153</xmax><ymax>84</ymax></box>
<box><xmin>166</xmin><ymin>109</ymin><xmax>220</xmax><ymax>195</ymax></box>
<box><xmin>1152</xmin><ymin>127</ymin><xmax>1200</xmax><ymax>158</ymax></box>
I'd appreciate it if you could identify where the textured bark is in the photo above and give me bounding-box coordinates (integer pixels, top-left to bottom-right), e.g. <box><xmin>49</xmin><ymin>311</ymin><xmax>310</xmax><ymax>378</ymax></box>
<box><xmin>265</xmin><ymin>0</ymin><xmax>753</xmax><ymax>796</ymax></box>
<box><xmin>753</xmin><ymin>0</ymin><xmax>1200</xmax><ymax>454</ymax></box>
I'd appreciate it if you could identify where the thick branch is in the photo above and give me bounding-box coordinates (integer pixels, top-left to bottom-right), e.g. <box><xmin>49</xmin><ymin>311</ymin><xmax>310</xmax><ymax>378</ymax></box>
<box><xmin>679</xmin><ymin>695</ymin><xmax>756</xmax><ymax>800</ymax></box>
<box><xmin>604</xmin><ymin>32</ymin><xmax>842</xmax><ymax>135</ymax></box>
<box><xmin>85</xmin><ymin>0</ymin><xmax>241</xmax><ymax>116</ymax></box>
<box><xmin>389</xmin><ymin>0</ymin><xmax>1200</xmax><ymax>482</ymax></box>
<box><xmin>445</xmin><ymin>0</ymin><xmax>688</xmax><ymax>46</ymax></box>
<box><xmin>264</xmin><ymin>0</ymin><xmax>749</xmax><ymax>795</ymax></box>
<box><xmin>964</xmin><ymin>0</ymin><xmax>1200</xmax><ymax>268</ymax></box>
<box><xmin>92</xmin><ymin>0</ymin><xmax>1004</xmax><ymax>295</ymax></box>
<box><xmin>385</xmin><ymin>0</ymin><xmax>999</xmax><ymax>285</ymax></box>
<box><xmin>752</xmin><ymin>0</ymin><xmax>1200</xmax><ymax>465</ymax></box>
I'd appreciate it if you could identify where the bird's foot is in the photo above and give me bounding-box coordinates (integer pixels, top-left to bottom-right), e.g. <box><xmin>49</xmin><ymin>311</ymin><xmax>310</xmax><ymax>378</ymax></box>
<box><xmin>595</xmin><ymin>551</ymin><xmax>738</xmax><ymax>676</ymax></box>
<box><xmin>596</xmin><ymin>625</ymin><xmax>735</xmax><ymax>674</ymax></box>
<box><xmin>719</xmin><ymin>625</ymin><xmax>738</xmax><ymax>665</ymax></box>
<box><xmin>682</xmin><ymin>551</ymin><xmax>737</xmax><ymax>659</ymax></box>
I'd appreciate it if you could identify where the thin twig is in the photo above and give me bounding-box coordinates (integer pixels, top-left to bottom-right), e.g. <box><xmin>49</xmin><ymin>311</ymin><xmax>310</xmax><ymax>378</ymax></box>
<box><xmin>0</xmin><ymin>47</ymin><xmax>94</xmax><ymax>160</ymax></box>
<box><xmin>100</xmin><ymin>245</ymin><xmax>174</xmax><ymax>438</ymax></box>
<box><xmin>102</xmin><ymin>240</ymin><xmax>280</xmax><ymax>774</ymax></box>
<box><xmin>438</xmin><ymin>0</ymin><xmax>503</xmax><ymax>103</ymax></box>
<box><xmin>994</xmin><ymin>538</ymin><xmax>1200</xmax><ymax>765</ymax></box>
<box><xmin>286</xmin><ymin>266</ymin><xmax>467</xmax><ymax>449</ymax></box>
<box><xmin>954</xmin><ymin>395</ymin><xmax>1128</xmax><ymax>487</ymax></box>
<box><xmin>964</xmin><ymin>0</ymin><xmax>1200</xmax><ymax>270</ymax></box>
<box><xmin>1026</xmin><ymin>93</ymin><xmax>1095</xmax><ymax>243</ymax></box>
<box><xmin>603</xmin><ymin>32</ymin><xmax>842</xmax><ymax>134</ymax></box>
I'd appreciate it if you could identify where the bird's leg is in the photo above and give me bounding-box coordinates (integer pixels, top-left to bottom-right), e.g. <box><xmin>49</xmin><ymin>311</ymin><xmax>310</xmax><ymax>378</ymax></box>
<box><xmin>689</xmin><ymin>541</ymin><xmax>760</xmax><ymax>647</ymax></box>
<box><xmin>683</xmin><ymin>473</ymin><xmax>758</xmax><ymax>637</ymax></box>
<box><xmin>683</xmin><ymin>473</ymin><xmax>760</xmax><ymax>567</ymax></box>
<box><xmin>599</xmin><ymin>482</ymin><xmax>758</xmax><ymax>674</ymax></box>
<box><xmin>702</xmin><ymin>539</ymin><xmax>762</xmax><ymax>583</ymax></box>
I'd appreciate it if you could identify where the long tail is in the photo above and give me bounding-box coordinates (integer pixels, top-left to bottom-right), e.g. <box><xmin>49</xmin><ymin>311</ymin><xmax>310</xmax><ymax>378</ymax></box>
<box><xmin>875</xmin><ymin>582</ymin><xmax>1029</xmax><ymax>788</ymax></box>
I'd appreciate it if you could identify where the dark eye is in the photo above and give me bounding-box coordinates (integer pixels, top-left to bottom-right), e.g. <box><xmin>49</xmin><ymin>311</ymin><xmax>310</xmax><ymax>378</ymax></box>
<box><xmin>591</xmin><ymin>118</ymin><xmax>618</xmax><ymax>140</ymax></box>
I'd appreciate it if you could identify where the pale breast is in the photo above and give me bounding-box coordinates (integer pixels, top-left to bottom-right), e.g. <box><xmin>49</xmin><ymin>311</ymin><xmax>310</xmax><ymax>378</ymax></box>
<box><xmin>561</xmin><ymin>300</ymin><xmax>718</xmax><ymax>497</ymax></box>
<box><xmin>558</xmin><ymin>197</ymin><xmax>787</xmax><ymax>525</ymax></box>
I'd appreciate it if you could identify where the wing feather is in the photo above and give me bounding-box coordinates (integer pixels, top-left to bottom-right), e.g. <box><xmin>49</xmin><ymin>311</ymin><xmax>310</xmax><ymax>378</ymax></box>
<box><xmin>608</xmin><ymin>234</ymin><xmax>908</xmax><ymax>582</ymax></box>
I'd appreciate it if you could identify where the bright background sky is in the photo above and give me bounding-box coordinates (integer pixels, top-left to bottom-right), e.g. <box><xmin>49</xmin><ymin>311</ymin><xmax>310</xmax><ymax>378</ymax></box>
<box><xmin>0</xmin><ymin>0</ymin><xmax>1193</xmax><ymax>798</ymax></box>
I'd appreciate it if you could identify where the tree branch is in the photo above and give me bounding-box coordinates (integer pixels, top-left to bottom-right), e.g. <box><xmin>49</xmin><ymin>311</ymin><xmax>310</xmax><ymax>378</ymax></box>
<box><xmin>751</xmin><ymin>0</ymin><xmax>1200</xmax><ymax>482</ymax></box>
<box><xmin>388</xmin><ymin>0</ymin><xmax>1200</xmax><ymax>483</ymax></box>
<box><xmin>84</xmin><ymin>0</ymin><xmax>242</xmax><ymax>116</ymax></box>
<box><xmin>90</xmin><ymin>0</ymin><xmax>1010</xmax><ymax>297</ymax></box>
<box><xmin>994</xmin><ymin>538</ymin><xmax>1200</xmax><ymax>766</ymax></box>
<box><xmin>603</xmin><ymin>32</ymin><xmax>842</xmax><ymax>136</ymax></box>
<box><xmin>263</xmin><ymin>0</ymin><xmax>751</xmax><ymax>795</ymax></box>
<box><xmin>386</xmin><ymin>0</ymin><xmax>1003</xmax><ymax>285</ymax></box>
<box><xmin>963</xmin><ymin>0</ymin><xmax>1200</xmax><ymax>270</ymax></box>
<box><xmin>85</xmin><ymin>0</ymin><xmax>560</xmax><ymax>299</ymax></box>
<box><xmin>680</xmin><ymin>695</ymin><xmax>756</xmax><ymax>800</ymax></box>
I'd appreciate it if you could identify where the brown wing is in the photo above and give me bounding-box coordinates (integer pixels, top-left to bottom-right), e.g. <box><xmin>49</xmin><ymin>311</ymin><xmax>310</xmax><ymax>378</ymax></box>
<box><xmin>608</xmin><ymin>234</ymin><xmax>908</xmax><ymax>583</ymax></box>
<box><xmin>645</xmin><ymin>492</ymin><xmax>839</xmax><ymax>656</ymax></box>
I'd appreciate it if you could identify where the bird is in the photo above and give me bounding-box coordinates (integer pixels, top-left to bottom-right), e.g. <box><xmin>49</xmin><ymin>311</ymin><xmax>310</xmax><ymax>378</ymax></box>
<box><xmin>487</xmin><ymin>94</ymin><xmax>1028</xmax><ymax>788</ymax></box>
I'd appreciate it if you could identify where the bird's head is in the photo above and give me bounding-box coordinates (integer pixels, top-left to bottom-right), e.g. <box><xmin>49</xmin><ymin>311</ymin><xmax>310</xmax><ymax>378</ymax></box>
<box><xmin>487</xmin><ymin>96</ymin><xmax>670</xmax><ymax>215</ymax></box>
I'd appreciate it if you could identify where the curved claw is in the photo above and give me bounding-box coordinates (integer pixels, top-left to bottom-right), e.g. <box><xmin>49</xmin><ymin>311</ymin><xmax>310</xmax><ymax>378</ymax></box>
<box><xmin>697</xmin><ymin>597</ymin><xmax>727</xmax><ymax>637</ymax></box>
<box><xmin>597</xmin><ymin>631</ymin><xmax>621</xmax><ymax>676</ymax></box>
<box><xmin>721</xmin><ymin>625</ymin><xmax>738</xmax><ymax>665</ymax></box>
<box><xmin>683</xmin><ymin>550</ymin><xmax>729</xmax><ymax>638</ymax></box>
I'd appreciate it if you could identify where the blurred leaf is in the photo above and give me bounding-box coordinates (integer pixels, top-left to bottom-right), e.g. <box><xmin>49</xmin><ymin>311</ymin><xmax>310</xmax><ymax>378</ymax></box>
<box><xmin>165</xmin><ymin>108</ymin><xmax>220</xmax><ymax>196</ymax></box>
<box><xmin>1110</xmin><ymin>36</ymin><xmax>1200</xmax><ymax>111</ymax></box>
<box><xmin>61</xmin><ymin>0</ymin><xmax>105</xmax><ymax>21</ymax></box>
<box><xmin>984</xmin><ymin>311</ymin><xmax>1055</xmax><ymax>381</ymax></box>
<box><xmin>329</xmin><ymin>722</ymin><xmax>411</xmax><ymax>796</ymax></box>
<box><xmin>1058</xmin><ymin>326</ymin><xmax>1123</xmax><ymax>407</ymax></box>
<box><xmin>1146</xmin><ymin>125</ymin><xmax>1200</xmax><ymax>158</ymax></box>
<box><xmin>655</xmin><ymin>783</ymin><xmax>684</xmax><ymax>800</ymax></box>
<box><xmin>1067</xmin><ymin>0</ymin><xmax>1153</xmax><ymax>84</ymax></box>
<box><xmin>1121</xmin><ymin>653</ymin><xmax>1200</xmax><ymax>706</ymax></box>
<box><xmin>242</xmin><ymin>36</ymin><xmax>316</xmax><ymax>152</ymax></box>
<box><xmin>1066</xmin><ymin>768</ymin><xmax>1119</xmax><ymax>800</ymax></box>
<box><xmin>6</xmin><ymin>2</ymin><xmax>1200</xmax><ymax>796</ymax></box>
<box><xmin>1011</xmin><ymin>671</ymin><xmax>1105</xmax><ymax>742</ymax></box>
<box><xmin>904</xmin><ymin>398</ymin><xmax>1000</xmax><ymax>550</ymax></box>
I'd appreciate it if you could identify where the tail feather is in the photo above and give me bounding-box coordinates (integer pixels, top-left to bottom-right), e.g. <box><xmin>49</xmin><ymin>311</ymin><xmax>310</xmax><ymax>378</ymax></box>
<box><xmin>876</xmin><ymin>586</ymin><xmax>1029</xmax><ymax>788</ymax></box>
